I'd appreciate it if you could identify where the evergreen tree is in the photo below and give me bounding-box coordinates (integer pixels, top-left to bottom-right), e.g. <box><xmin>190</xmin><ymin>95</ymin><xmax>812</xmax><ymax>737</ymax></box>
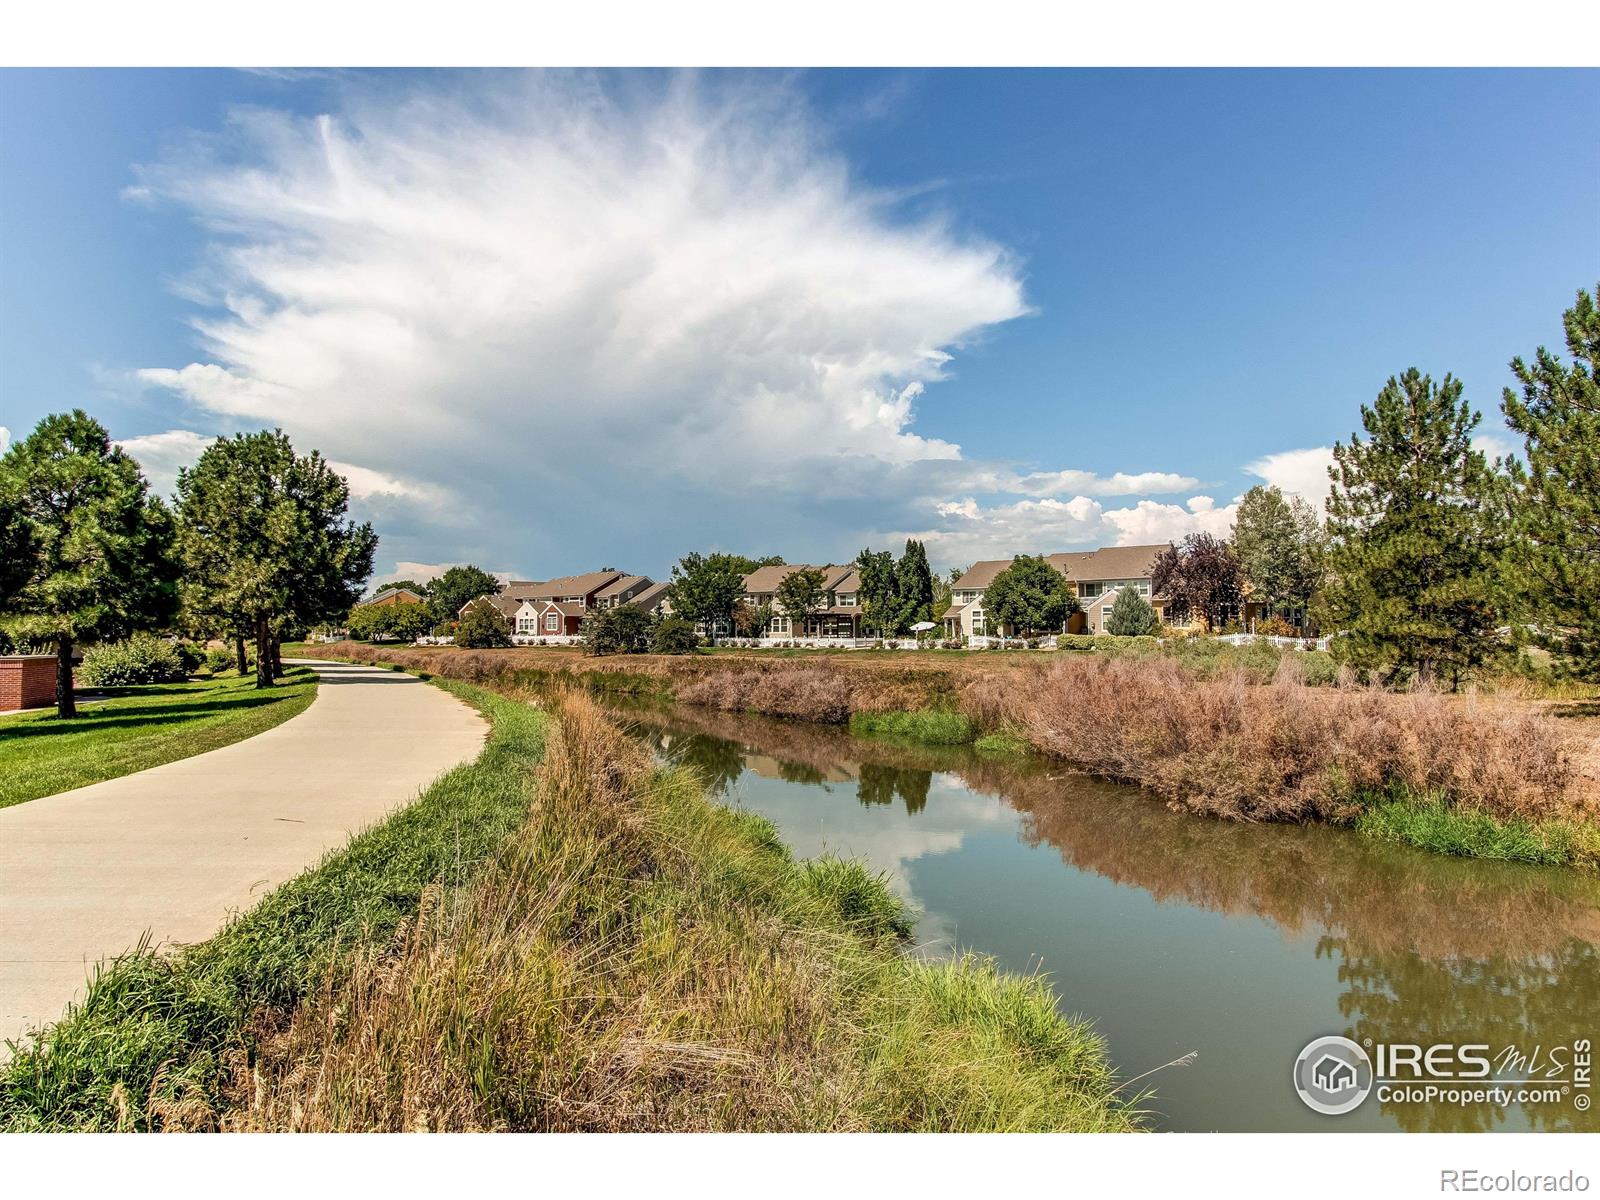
<box><xmin>1502</xmin><ymin>284</ymin><xmax>1600</xmax><ymax>678</ymax></box>
<box><xmin>425</xmin><ymin>565</ymin><xmax>502</xmax><ymax>626</ymax></box>
<box><xmin>0</xmin><ymin>411</ymin><xmax>178</xmax><ymax>716</ymax></box>
<box><xmin>1105</xmin><ymin>586</ymin><xmax>1158</xmax><ymax>636</ymax></box>
<box><xmin>175</xmin><ymin>430</ymin><xmax>375</xmax><ymax>688</ymax></box>
<box><xmin>1320</xmin><ymin>369</ymin><xmax>1504</xmax><ymax>686</ymax></box>
<box><xmin>984</xmin><ymin>554</ymin><xmax>1078</xmax><ymax>636</ymax></box>
<box><xmin>891</xmin><ymin>539</ymin><xmax>937</xmax><ymax>631</ymax></box>
<box><xmin>853</xmin><ymin>548</ymin><xmax>897</xmax><ymax>636</ymax></box>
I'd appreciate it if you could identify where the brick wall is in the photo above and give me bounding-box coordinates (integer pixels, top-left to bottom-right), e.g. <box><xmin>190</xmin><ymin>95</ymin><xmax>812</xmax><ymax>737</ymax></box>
<box><xmin>0</xmin><ymin>655</ymin><xmax>57</xmax><ymax>712</ymax></box>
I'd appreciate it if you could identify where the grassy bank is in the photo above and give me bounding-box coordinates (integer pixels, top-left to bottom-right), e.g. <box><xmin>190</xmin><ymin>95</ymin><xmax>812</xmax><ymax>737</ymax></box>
<box><xmin>307</xmin><ymin>643</ymin><xmax>1599</xmax><ymax>869</ymax></box>
<box><xmin>0</xmin><ymin>666</ymin><xmax>317</xmax><ymax>810</ymax></box>
<box><xmin>1</xmin><ymin>678</ymin><xmax>1138</xmax><ymax>1132</ymax></box>
<box><xmin>0</xmin><ymin>681</ymin><xmax>542</xmax><ymax>1131</ymax></box>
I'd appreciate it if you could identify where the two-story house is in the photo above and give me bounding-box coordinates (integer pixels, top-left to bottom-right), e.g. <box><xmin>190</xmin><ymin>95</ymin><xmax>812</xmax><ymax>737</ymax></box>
<box><xmin>739</xmin><ymin>564</ymin><xmax>863</xmax><ymax>639</ymax></box>
<box><xmin>460</xmin><ymin>569</ymin><xmax>664</xmax><ymax>638</ymax></box>
<box><xmin>942</xmin><ymin>545</ymin><xmax>1170</xmax><ymax>639</ymax></box>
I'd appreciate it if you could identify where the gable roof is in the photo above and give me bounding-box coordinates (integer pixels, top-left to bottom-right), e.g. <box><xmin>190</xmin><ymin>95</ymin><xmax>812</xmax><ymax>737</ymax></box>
<box><xmin>742</xmin><ymin>564</ymin><xmax>852</xmax><ymax>594</ymax></box>
<box><xmin>1047</xmin><ymin>545</ymin><xmax>1168</xmax><ymax>582</ymax></box>
<box><xmin>595</xmin><ymin>574</ymin><xmax>650</xmax><ymax>599</ymax></box>
<box><xmin>462</xmin><ymin>594</ymin><xmax>521</xmax><ymax>619</ymax></box>
<box><xmin>952</xmin><ymin>546</ymin><xmax>1169</xmax><ymax>593</ymax></box>
<box><xmin>361</xmin><ymin>585</ymin><xmax>425</xmax><ymax>605</ymax></box>
<box><xmin>501</xmin><ymin>570</ymin><xmax>625</xmax><ymax>600</ymax></box>
<box><xmin>628</xmin><ymin>582</ymin><xmax>671</xmax><ymax>612</ymax></box>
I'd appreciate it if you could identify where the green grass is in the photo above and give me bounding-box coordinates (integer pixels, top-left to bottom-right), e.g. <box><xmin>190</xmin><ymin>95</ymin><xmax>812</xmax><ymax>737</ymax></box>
<box><xmin>849</xmin><ymin>708</ymin><xmax>977</xmax><ymax>745</ymax></box>
<box><xmin>0</xmin><ymin>681</ymin><xmax>543</xmax><ymax>1131</ymax></box>
<box><xmin>0</xmin><ymin>667</ymin><xmax>319</xmax><ymax>810</ymax></box>
<box><xmin>973</xmin><ymin>730</ymin><xmax>1032</xmax><ymax>755</ymax></box>
<box><xmin>1354</xmin><ymin>789</ymin><xmax>1600</xmax><ymax>870</ymax></box>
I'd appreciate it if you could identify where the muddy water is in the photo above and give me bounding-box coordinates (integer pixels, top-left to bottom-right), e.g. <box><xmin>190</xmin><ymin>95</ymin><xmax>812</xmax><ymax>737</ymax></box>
<box><xmin>613</xmin><ymin>700</ymin><xmax>1600</xmax><ymax>1133</ymax></box>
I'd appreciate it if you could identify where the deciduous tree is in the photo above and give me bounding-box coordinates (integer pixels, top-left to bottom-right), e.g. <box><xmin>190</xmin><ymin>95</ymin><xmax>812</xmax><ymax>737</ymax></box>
<box><xmin>1502</xmin><ymin>284</ymin><xmax>1600</xmax><ymax>678</ymax></box>
<box><xmin>776</xmin><ymin>566</ymin><xmax>828</xmax><ymax>635</ymax></box>
<box><xmin>175</xmin><ymin>430</ymin><xmax>375</xmax><ymax>689</ymax></box>
<box><xmin>424</xmin><ymin>565</ymin><xmax>502</xmax><ymax>627</ymax></box>
<box><xmin>1232</xmin><ymin>485</ymin><xmax>1325</xmax><ymax>627</ymax></box>
<box><xmin>1151</xmin><ymin>534</ymin><xmax>1243</xmax><ymax>633</ymax></box>
<box><xmin>0</xmin><ymin>411</ymin><xmax>178</xmax><ymax>716</ymax></box>
<box><xmin>454</xmin><ymin>598</ymin><xmax>512</xmax><ymax>648</ymax></box>
<box><xmin>1319</xmin><ymin>369</ymin><xmax>1504</xmax><ymax>686</ymax></box>
<box><xmin>667</xmin><ymin>552</ymin><xmax>747</xmax><ymax>644</ymax></box>
<box><xmin>984</xmin><ymin>554</ymin><xmax>1077</xmax><ymax>637</ymax></box>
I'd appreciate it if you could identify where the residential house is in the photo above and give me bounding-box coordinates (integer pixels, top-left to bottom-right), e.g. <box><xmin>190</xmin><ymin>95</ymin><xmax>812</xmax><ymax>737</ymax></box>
<box><xmin>942</xmin><ymin>545</ymin><xmax>1170</xmax><ymax>639</ymax></box>
<box><xmin>460</xmin><ymin>569</ymin><xmax>664</xmax><ymax>639</ymax></box>
<box><xmin>739</xmin><ymin>564</ymin><xmax>864</xmax><ymax>639</ymax></box>
<box><xmin>359</xmin><ymin>584</ymin><xmax>426</xmax><ymax>608</ymax></box>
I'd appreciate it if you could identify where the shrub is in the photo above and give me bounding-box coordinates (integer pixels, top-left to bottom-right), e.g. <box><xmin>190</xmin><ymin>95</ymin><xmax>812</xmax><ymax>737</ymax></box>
<box><xmin>1105</xmin><ymin>587</ymin><xmax>1158</xmax><ymax>636</ymax></box>
<box><xmin>171</xmin><ymin>642</ymin><xmax>204</xmax><ymax>673</ymax></box>
<box><xmin>1057</xmin><ymin>634</ymin><xmax>1099</xmax><ymax>651</ymax></box>
<box><xmin>454</xmin><ymin>600</ymin><xmax>513</xmax><ymax>649</ymax></box>
<box><xmin>1256</xmin><ymin>614</ymin><xmax>1297</xmax><ymax>638</ymax></box>
<box><xmin>203</xmin><ymin>647</ymin><xmax>234</xmax><ymax>675</ymax></box>
<box><xmin>79</xmin><ymin>635</ymin><xmax>188</xmax><ymax>686</ymax></box>
<box><xmin>583</xmin><ymin>605</ymin><xmax>654</xmax><ymax>656</ymax></box>
<box><xmin>651</xmin><ymin>615</ymin><xmax>700</xmax><ymax>655</ymax></box>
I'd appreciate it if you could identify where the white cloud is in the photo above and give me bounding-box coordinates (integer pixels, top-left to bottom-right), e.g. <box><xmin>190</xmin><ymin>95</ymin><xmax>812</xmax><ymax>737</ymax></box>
<box><xmin>1012</xmin><ymin>469</ymin><xmax>1200</xmax><ymax>497</ymax></box>
<box><xmin>115</xmin><ymin>429</ymin><xmax>215</xmax><ymax>499</ymax></box>
<box><xmin>325</xmin><ymin>460</ymin><xmax>449</xmax><ymax>506</ymax></box>
<box><xmin>130</xmin><ymin>74</ymin><xmax>1033</xmax><ymax>569</ymax></box>
<box><xmin>1243</xmin><ymin>446</ymin><xmax>1335</xmax><ymax>512</ymax></box>
<box><xmin>0</xmin><ymin>426</ymin><xmax>10</xmax><ymax>455</ymax></box>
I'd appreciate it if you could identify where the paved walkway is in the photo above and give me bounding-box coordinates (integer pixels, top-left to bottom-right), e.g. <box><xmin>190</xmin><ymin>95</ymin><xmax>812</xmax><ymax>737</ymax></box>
<box><xmin>0</xmin><ymin>659</ymin><xmax>487</xmax><ymax>1050</ymax></box>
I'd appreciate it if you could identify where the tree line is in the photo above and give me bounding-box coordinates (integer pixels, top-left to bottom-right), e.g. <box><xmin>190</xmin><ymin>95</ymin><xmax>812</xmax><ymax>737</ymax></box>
<box><xmin>0</xmin><ymin>414</ymin><xmax>375</xmax><ymax>716</ymax></box>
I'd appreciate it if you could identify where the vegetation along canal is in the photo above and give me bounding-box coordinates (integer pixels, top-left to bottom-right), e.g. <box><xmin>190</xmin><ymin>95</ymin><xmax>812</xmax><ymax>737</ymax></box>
<box><xmin>610</xmin><ymin>698</ymin><xmax>1600</xmax><ymax>1133</ymax></box>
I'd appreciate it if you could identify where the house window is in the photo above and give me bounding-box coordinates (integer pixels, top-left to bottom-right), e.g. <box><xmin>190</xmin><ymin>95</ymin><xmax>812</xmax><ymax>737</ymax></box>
<box><xmin>972</xmin><ymin>615</ymin><xmax>986</xmax><ymax>636</ymax></box>
<box><xmin>769</xmin><ymin>616</ymin><xmax>791</xmax><ymax>635</ymax></box>
<box><xmin>517</xmin><ymin>617</ymin><xmax>535</xmax><ymax>634</ymax></box>
<box><xmin>544</xmin><ymin>613</ymin><xmax>560</xmax><ymax>632</ymax></box>
<box><xmin>839</xmin><ymin>594</ymin><xmax>856</xmax><ymax>606</ymax></box>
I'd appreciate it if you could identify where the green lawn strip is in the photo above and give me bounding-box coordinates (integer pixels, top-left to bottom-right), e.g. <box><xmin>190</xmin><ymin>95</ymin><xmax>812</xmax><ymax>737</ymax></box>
<box><xmin>849</xmin><ymin>708</ymin><xmax>977</xmax><ymax>746</ymax></box>
<box><xmin>0</xmin><ymin>680</ymin><xmax>542</xmax><ymax>1132</ymax></box>
<box><xmin>0</xmin><ymin>668</ymin><xmax>318</xmax><ymax>810</ymax></box>
<box><xmin>1353</xmin><ymin>788</ymin><xmax>1600</xmax><ymax>870</ymax></box>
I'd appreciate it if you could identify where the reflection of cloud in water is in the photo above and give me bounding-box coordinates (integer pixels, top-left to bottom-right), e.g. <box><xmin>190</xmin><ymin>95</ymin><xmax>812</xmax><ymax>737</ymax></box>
<box><xmin>724</xmin><ymin>768</ymin><xmax>1012</xmax><ymax>954</ymax></box>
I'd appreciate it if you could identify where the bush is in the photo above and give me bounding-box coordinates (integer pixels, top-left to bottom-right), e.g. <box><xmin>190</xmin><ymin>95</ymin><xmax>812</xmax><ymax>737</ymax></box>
<box><xmin>1105</xmin><ymin>587</ymin><xmax>1158</xmax><ymax>636</ymax></box>
<box><xmin>651</xmin><ymin>615</ymin><xmax>700</xmax><ymax>655</ymax></box>
<box><xmin>170</xmin><ymin>642</ymin><xmax>204</xmax><ymax>673</ymax></box>
<box><xmin>79</xmin><ymin>635</ymin><xmax>188</xmax><ymax>686</ymax></box>
<box><xmin>583</xmin><ymin>605</ymin><xmax>653</xmax><ymax>656</ymax></box>
<box><xmin>454</xmin><ymin>600</ymin><xmax>513</xmax><ymax>649</ymax></box>
<box><xmin>203</xmin><ymin>647</ymin><xmax>235</xmax><ymax>675</ymax></box>
<box><xmin>1256</xmin><ymin>614</ymin><xmax>1297</xmax><ymax>638</ymax></box>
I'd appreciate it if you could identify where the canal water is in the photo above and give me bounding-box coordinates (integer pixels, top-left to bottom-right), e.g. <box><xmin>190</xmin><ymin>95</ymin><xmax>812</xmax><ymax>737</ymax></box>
<box><xmin>613</xmin><ymin>699</ymin><xmax>1600</xmax><ymax>1133</ymax></box>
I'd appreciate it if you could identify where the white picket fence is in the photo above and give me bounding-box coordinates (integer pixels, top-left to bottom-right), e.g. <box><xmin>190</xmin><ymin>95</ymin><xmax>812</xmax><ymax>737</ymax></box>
<box><xmin>1217</xmin><ymin>632</ymin><xmax>1330</xmax><ymax>652</ymax></box>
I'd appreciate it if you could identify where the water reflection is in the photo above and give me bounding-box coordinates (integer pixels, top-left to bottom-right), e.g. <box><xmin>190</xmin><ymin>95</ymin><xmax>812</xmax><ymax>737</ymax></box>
<box><xmin>613</xmin><ymin>699</ymin><xmax>1600</xmax><ymax>1133</ymax></box>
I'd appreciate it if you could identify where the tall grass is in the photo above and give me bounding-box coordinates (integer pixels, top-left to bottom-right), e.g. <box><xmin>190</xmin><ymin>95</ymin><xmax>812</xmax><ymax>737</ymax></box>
<box><xmin>849</xmin><ymin>709</ymin><xmax>977</xmax><ymax>745</ymax></box>
<box><xmin>218</xmin><ymin>694</ymin><xmax>1139</xmax><ymax>1132</ymax></box>
<box><xmin>978</xmin><ymin>655</ymin><xmax>1592</xmax><ymax>828</ymax></box>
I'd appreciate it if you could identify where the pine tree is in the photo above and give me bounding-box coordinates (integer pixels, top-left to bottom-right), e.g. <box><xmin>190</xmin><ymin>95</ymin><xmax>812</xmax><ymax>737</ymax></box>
<box><xmin>0</xmin><ymin>411</ymin><xmax>178</xmax><ymax>716</ymax></box>
<box><xmin>1320</xmin><ymin>369</ymin><xmax>1504</xmax><ymax>686</ymax></box>
<box><xmin>1502</xmin><ymin>284</ymin><xmax>1600</xmax><ymax>678</ymax></box>
<box><xmin>1105</xmin><ymin>586</ymin><xmax>1158</xmax><ymax>636</ymax></box>
<box><xmin>891</xmin><ymin>539</ymin><xmax>936</xmax><ymax>632</ymax></box>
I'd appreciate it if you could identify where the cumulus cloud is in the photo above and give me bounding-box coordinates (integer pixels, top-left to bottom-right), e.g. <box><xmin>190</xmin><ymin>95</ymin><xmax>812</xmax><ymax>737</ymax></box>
<box><xmin>0</xmin><ymin>426</ymin><xmax>10</xmax><ymax>455</ymax></box>
<box><xmin>115</xmin><ymin>429</ymin><xmax>215</xmax><ymax>499</ymax></box>
<box><xmin>371</xmin><ymin>561</ymin><xmax>518</xmax><ymax>589</ymax></box>
<box><xmin>122</xmin><ymin>73</ymin><xmax>1342</xmax><ymax>576</ymax></box>
<box><xmin>1242</xmin><ymin>446</ymin><xmax>1335</xmax><ymax>512</ymax></box>
<box><xmin>1011</xmin><ymin>469</ymin><xmax>1200</xmax><ymax>497</ymax></box>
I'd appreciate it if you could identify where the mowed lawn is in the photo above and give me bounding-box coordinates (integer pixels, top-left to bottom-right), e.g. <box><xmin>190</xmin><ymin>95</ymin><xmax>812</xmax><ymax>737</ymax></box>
<box><xmin>0</xmin><ymin>667</ymin><xmax>318</xmax><ymax>809</ymax></box>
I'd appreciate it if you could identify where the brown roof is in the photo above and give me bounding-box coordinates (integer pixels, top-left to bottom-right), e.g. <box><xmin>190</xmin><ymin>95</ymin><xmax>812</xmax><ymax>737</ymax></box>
<box><xmin>952</xmin><ymin>545</ymin><xmax>1168</xmax><ymax>593</ymax></box>
<box><xmin>942</xmin><ymin>603</ymin><xmax>969</xmax><ymax>619</ymax></box>
<box><xmin>628</xmin><ymin>582</ymin><xmax>671</xmax><ymax>612</ymax></box>
<box><xmin>949</xmin><ymin>559</ymin><xmax>1014</xmax><ymax>591</ymax></box>
<box><xmin>595</xmin><ymin>574</ymin><xmax>650</xmax><ymax>599</ymax></box>
<box><xmin>1047</xmin><ymin>545</ymin><xmax>1168</xmax><ymax>582</ymax></box>
<box><xmin>503</xmin><ymin>570</ymin><xmax>624</xmax><ymax>600</ymax></box>
<box><xmin>463</xmin><ymin>594</ymin><xmax>521</xmax><ymax>619</ymax></box>
<box><xmin>828</xmin><ymin>567</ymin><xmax>860</xmax><ymax>593</ymax></box>
<box><xmin>741</xmin><ymin>563</ymin><xmax>846</xmax><ymax>594</ymax></box>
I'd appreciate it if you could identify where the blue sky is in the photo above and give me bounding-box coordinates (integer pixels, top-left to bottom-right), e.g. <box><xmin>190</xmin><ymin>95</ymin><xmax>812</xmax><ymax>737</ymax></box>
<box><xmin>2</xmin><ymin>68</ymin><xmax>1595</xmax><ymax>582</ymax></box>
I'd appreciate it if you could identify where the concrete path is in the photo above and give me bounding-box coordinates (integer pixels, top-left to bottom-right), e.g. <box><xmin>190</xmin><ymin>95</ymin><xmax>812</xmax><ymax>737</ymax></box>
<box><xmin>0</xmin><ymin>659</ymin><xmax>487</xmax><ymax>1050</ymax></box>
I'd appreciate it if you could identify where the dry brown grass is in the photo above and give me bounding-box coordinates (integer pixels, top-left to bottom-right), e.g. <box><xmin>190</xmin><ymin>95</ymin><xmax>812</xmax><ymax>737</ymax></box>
<box><xmin>979</xmin><ymin>655</ymin><xmax>1594</xmax><ymax>824</ymax></box>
